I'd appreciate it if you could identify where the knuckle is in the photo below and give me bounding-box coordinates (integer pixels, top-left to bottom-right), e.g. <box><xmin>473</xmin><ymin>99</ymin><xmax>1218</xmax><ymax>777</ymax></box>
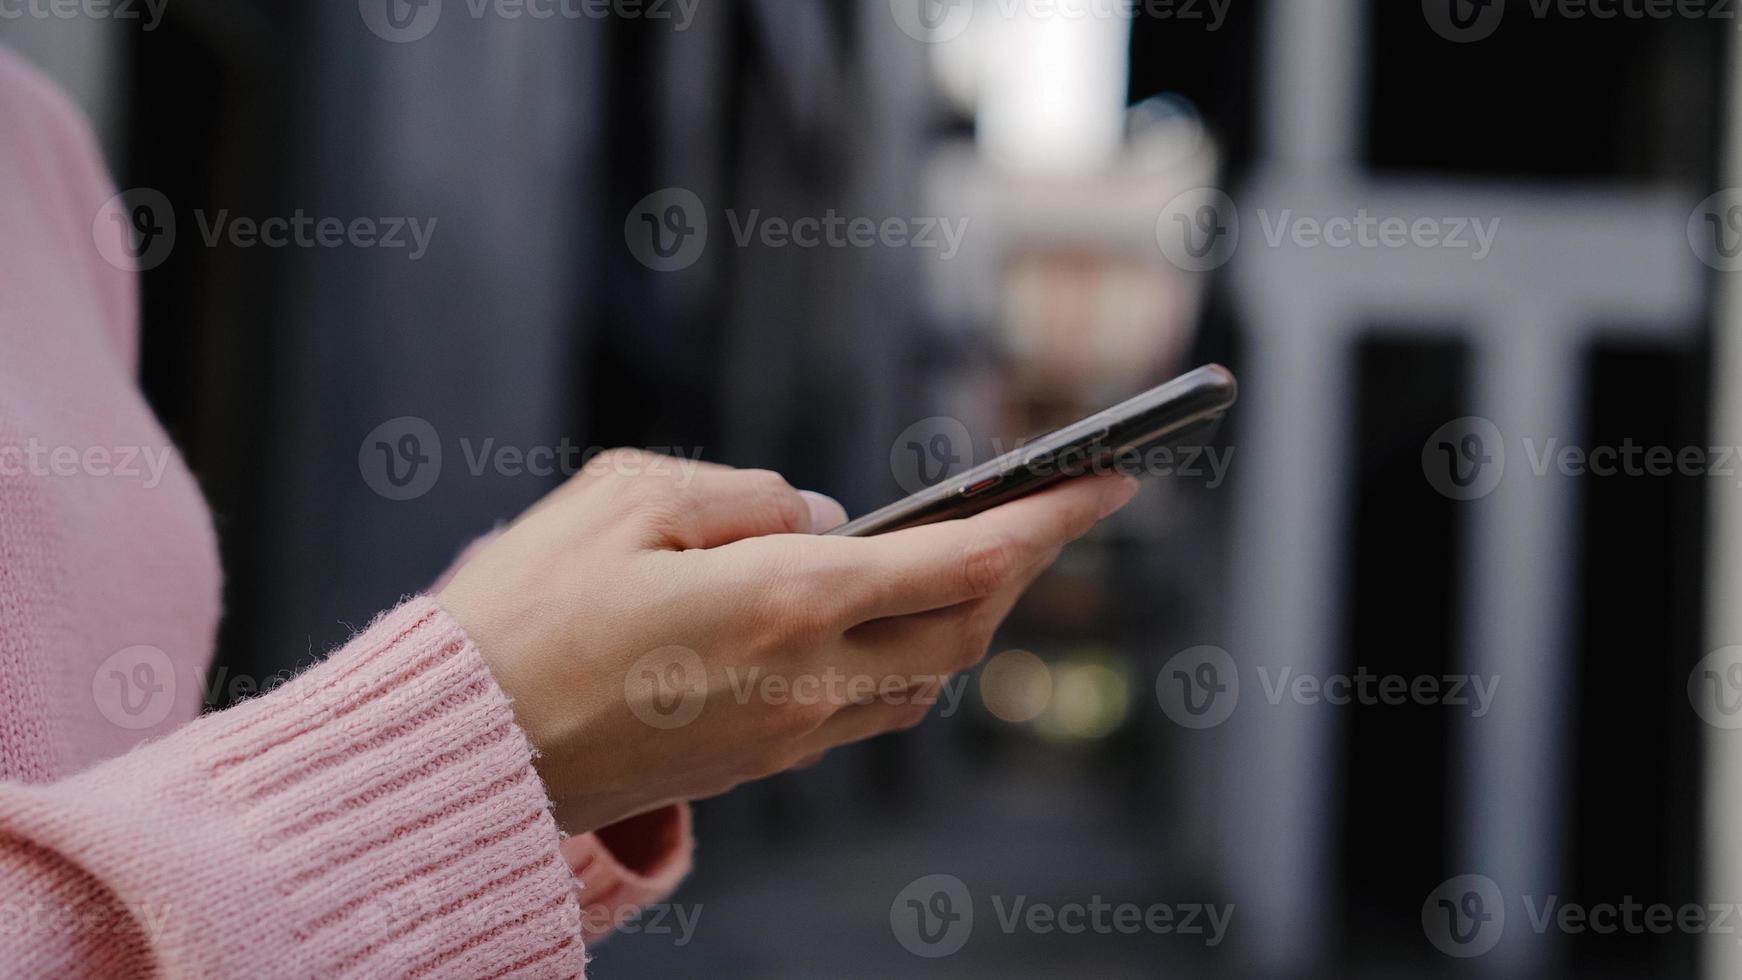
<box><xmin>743</xmin><ymin>468</ymin><xmax>796</xmax><ymax>496</ymax></box>
<box><xmin>629</xmin><ymin>484</ymin><xmax>695</xmax><ymax>542</ymax></box>
<box><xmin>750</xmin><ymin>549</ymin><xmax>836</xmax><ymax>642</ymax></box>
<box><xmin>595</xmin><ymin>454</ymin><xmax>667</xmax><ymax>502</ymax></box>
<box><xmin>593</xmin><ymin>447</ymin><xmax>651</xmax><ymax>478</ymax></box>
<box><xmin>749</xmin><ymin>478</ymin><xmax>809</xmax><ymax>534</ymax></box>
<box><xmin>958</xmin><ymin>534</ymin><xmax>1020</xmax><ymax>597</ymax></box>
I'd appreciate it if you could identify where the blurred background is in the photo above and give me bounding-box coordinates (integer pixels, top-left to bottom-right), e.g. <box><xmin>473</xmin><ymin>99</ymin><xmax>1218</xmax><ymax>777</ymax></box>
<box><xmin>4</xmin><ymin>0</ymin><xmax>1738</xmax><ymax>975</ymax></box>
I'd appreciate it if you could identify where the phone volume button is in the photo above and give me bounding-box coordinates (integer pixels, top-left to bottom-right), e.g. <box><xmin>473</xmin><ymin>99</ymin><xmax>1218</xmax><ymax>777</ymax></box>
<box><xmin>961</xmin><ymin>475</ymin><xmax>1002</xmax><ymax>497</ymax></box>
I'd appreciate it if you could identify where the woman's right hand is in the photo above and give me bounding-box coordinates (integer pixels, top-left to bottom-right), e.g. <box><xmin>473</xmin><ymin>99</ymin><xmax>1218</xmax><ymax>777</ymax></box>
<box><xmin>437</xmin><ymin>449</ymin><xmax>1137</xmax><ymax>834</ymax></box>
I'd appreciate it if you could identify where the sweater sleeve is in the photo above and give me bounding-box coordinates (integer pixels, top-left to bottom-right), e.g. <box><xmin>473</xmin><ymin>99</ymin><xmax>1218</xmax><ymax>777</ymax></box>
<box><xmin>429</xmin><ymin>529</ymin><xmax>696</xmax><ymax>947</ymax></box>
<box><xmin>0</xmin><ymin>597</ymin><xmax>654</xmax><ymax>978</ymax></box>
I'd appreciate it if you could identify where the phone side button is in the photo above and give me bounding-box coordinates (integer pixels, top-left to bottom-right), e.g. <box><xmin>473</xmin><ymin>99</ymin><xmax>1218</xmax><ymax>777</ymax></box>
<box><xmin>961</xmin><ymin>475</ymin><xmax>1002</xmax><ymax>497</ymax></box>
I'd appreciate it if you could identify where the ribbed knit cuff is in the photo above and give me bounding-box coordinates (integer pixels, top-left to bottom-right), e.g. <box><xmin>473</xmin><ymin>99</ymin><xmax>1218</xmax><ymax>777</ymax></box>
<box><xmin>427</xmin><ymin>526</ymin><xmax>697</xmax><ymax>943</ymax></box>
<box><xmin>0</xmin><ymin>597</ymin><xmax>588</xmax><ymax>978</ymax></box>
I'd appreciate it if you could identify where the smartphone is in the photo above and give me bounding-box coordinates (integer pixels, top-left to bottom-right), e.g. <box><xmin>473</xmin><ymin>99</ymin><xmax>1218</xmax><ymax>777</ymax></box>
<box><xmin>828</xmin><ymin>364</ymin><xmax>1238</xmax><ymax>537</ymax></box>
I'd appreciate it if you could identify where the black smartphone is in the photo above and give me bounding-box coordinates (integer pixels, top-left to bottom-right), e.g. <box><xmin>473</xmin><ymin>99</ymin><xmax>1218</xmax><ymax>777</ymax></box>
<box><xmin>828</xmin><ymin>364</ymin><xmax>1238</xmax><ymax>537</ymax></box>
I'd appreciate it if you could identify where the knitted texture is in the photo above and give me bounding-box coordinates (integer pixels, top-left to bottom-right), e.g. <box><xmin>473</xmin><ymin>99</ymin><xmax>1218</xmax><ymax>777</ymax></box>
<box><xmin>0</xmin><ymin>47</ymin><xmax>691</xmax><ymax>978</ymax></box>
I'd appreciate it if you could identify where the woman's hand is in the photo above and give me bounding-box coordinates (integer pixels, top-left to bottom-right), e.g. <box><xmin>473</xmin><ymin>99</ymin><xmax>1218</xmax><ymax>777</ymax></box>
<box><xmin>437</xmin><ymin>449</ymin><xmax>1138</xmax><ymax>833</ymax></box>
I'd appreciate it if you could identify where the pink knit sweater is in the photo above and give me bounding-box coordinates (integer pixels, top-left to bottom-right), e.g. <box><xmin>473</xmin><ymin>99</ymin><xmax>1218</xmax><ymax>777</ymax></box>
<box><xmin>0</xmin><ymin>50</ymin><xmax>692</xmax><ymax>978</ymax></box>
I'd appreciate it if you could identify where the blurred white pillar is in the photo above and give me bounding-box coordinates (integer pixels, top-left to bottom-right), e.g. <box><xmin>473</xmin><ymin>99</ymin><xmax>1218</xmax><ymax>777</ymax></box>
<box><xmin>1227</xmin><ymin>176</ymin><xmax>1700</xmax><ymax>974</ymax></box>
<box><xmin>1229</xmin><ymin>0</ymin><xmax>1366</xmax><ymax>968</ymax></box>
<box><xmin>1221</xmin><ymin>302</ymin><xmax>1352</xmax><ymax>970</ymax></box>
<box><xmin>1260</xmin><ymin>0</ymin><xmax>1364</xmax><ymax>167</ymax></box>
<box><xmin>1702</xmin><ymin>28</ymin><xmax>1742</xmax><ymax>980</ymax></box>
<box><xmin>1455</xmin><ymin>315</ymin><xmax>1581</xmax><ymax>975</ymax></box>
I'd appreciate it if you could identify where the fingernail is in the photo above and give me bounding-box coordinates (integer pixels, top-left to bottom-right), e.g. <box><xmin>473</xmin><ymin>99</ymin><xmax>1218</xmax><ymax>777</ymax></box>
<box><xmin>800</xmin><ymin>490</ymin><xmax>844</xmax><ymax>533</ymax></box>
<box><xmin>1097</xmin><ymin>476</ymin><xmax>1140</xmax><ymax>518</ymax></box>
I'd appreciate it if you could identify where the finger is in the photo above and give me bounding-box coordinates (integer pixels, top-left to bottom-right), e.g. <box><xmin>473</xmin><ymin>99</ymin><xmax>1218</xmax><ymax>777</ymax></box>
<box><xmin>683</xmin><ymin>485</ymin><xmax>843</xmax><ymax>542</ymax></box>
<box><xmin>582</xmin><ymin>448</ymin><xmax>733</xmax><ymax>485</ymax></box>
<box><xmin>842</xmin><ymin>552</ymin><xmax>1051</xmax><ymax>679</ymax></box>
<box><xmin>688</xmin><ymin>469</ymin><xmax>817</xmax><ymax>547</ymax></box>
<box><xmin>797</xmin><ymin>685</ymin><xmax>940</xmax><ymax>755</ymax></box>
<box><xmin>639</xmin><ymin>466</ymin><xmax>816</xmax><ymax>549</ymax></box>
<box><xmin>801</xmin><ymin>490</ymin><xmax>848</xmax><ymax>534</ymax></box>
<box><xmin>693</xmin><ymin>474</ymin><xmax>1134</xmax><ymax>635</ymax></box>
<box><xmin>823</xmin><ymin>474</ymin><xmax>1137</xmax><ymax>622</ymax></box>
<box><xmin>521</xmin><ymin>449</ymin><xmax>732</xmax><ymax>524</ymax></box>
